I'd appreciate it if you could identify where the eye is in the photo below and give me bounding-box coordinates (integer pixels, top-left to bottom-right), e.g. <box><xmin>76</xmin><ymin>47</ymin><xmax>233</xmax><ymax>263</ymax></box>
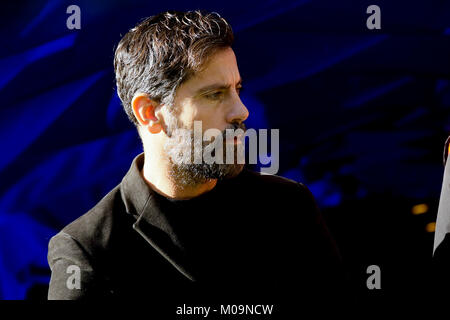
<box><xmin>205</xmin><ymin>91</ymin><xmax>224</xmax><ymax>100</ymax></box>
<box><xmin>236</xmin><ymin>86</ymin><xmax>243</xmax><ymax>96</ymax></box>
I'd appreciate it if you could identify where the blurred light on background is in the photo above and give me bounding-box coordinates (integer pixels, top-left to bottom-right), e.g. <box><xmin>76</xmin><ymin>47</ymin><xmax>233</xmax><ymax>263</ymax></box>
<box><xmin>425</xmin><ymin>222</ymin><xmax>436</xmax><ymax>233</ymax></box>
<box><xmin>411</xmin><ymin>203</ymin><xmax>429</xmax><ymax>215</ymax></box>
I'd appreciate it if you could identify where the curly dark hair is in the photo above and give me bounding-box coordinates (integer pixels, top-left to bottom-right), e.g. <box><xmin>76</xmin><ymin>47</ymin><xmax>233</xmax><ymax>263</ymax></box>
<box><xmin>114</xmin><ymin>10</ymin><xmax>234</xmax><ymax>126</ymax></box>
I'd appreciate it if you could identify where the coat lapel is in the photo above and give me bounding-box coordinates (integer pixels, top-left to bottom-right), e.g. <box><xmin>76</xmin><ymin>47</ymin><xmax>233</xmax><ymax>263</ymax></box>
<box><xmin>120</xmin><ymin>152</ymin><xmax>197</xmax><ymax>282</ymax></box>
<box><xmin>132</xmin><ymin>194</ymin><xmax>197</xmax><ymax>282</ymax></box>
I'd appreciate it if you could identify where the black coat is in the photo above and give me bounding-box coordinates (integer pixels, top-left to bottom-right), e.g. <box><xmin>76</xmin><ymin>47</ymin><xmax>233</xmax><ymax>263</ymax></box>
<box><xmin>47</xmin><ymin>153</ymin><xmax>346</xmax><ymax>310</ymax></box>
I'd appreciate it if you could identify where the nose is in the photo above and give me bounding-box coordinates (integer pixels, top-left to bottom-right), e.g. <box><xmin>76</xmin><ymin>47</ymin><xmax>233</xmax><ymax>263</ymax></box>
<box><xmin>226</xmin><ymin>94</ymin><xmax>249</xmax><ymax>124</ymax></box>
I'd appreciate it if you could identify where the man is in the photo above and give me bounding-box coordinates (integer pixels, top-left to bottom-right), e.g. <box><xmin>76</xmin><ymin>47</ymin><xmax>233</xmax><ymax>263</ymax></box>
<box><xmin>47</xmin><ymin>10</ymin><xmax>345</xmax><ymax>308</ymax></box>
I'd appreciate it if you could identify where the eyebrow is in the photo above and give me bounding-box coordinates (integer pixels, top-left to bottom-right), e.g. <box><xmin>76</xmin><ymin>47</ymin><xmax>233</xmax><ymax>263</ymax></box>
<box><xmin>195</xmin><ymin>78</ymin><xmax>243</xmax><ymax>95</ymax></box>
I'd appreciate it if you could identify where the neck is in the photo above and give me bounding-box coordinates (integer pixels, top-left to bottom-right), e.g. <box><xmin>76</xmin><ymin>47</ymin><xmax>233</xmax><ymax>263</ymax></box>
<box><xmin>141</xmin><ymin>152</ymin><xmax>217</xmax><ymax>200</ymax></box>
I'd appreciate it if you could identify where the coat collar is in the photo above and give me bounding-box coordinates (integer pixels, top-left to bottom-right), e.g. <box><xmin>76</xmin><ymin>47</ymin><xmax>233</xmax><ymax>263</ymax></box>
<box><xmin>119</xmin><ymin>152</ymin><xmax>197</xmax><ymax>281</ymax></box>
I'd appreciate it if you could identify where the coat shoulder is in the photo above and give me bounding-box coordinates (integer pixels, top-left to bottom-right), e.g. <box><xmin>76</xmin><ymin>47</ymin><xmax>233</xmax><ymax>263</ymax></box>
<box><xmin>53</xmin><ymin>184</ymin><xmax>128</xmax><ymax>256</ymax></box>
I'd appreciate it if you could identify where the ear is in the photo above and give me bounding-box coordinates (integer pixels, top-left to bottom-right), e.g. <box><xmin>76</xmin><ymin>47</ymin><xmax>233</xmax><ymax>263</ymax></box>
<box><xmin>131</xmin><ymin>93</ymin><xmax>162</xmax><ymax>134</ymax></box>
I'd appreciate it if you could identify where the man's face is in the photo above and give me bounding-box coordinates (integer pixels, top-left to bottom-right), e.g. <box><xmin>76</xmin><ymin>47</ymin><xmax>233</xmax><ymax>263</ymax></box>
<box><xmin>164</xmin><ymin>47</ymin><xmax>249</xmax><ymax>185</ymax></box>
<box><xmin>172</xmin><ymin>47</ymin><xmax>248</xmax><ymax>134</ymax></box>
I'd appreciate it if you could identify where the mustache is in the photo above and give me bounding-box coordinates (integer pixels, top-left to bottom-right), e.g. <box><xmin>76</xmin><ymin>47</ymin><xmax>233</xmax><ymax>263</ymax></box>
<box><xmin>221</xmin><ymin>122</ymin><xmax>246</xmax><ymax>136</ymax></box>
<box><xmin>201</xmin><ymin>122</ymin><xmax>246</xmax><ymax>146</ymax></box>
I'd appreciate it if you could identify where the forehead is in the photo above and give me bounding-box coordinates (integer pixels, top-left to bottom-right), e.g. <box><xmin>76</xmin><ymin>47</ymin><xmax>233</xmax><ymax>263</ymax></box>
<box><xmin>182</xmin><ymin>47</ymin><xmax>241</xmax><ymax>91</ymax></box>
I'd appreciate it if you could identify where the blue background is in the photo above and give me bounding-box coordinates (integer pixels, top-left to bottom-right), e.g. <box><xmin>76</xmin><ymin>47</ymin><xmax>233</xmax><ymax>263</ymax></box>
<box><xmin>0</xmin><ymin>0</ymin><xmax>449</xmax><ymax>300</ymax></box>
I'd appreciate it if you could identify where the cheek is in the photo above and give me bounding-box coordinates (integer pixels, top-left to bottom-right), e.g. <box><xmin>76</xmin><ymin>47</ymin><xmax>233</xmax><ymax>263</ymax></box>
<box><xmin>182</xmin><ymin>99</ymin><xmax>227</xmax><ymax>129</ymax></box>
<box><xmin>176</xmin><ymin>102</ymin><xmax>198</xmax><ymax>128</ymax></box>
<box><xmin>195</xmin><ymin>108</ymin><xmax>227</xmax><ymax>131</ymax></box>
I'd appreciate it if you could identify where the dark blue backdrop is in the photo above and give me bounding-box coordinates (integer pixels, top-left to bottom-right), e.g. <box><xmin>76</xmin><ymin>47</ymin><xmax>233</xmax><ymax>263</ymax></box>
<box><xmin>1</xmin><ymin>0</ymin><xmax>449</xmax><ymax>300</ymax></box>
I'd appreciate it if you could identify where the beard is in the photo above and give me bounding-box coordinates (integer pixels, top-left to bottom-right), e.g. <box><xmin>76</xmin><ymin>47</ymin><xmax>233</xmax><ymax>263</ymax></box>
<box><xmin>163</xmin><ymin>118</ymin><xmax>246</xmax><ymax>187</ymax></box>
